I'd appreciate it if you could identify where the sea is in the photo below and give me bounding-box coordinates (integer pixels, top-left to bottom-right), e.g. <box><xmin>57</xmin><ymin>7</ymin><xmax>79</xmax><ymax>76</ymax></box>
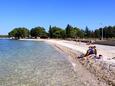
<box><xmin>0</xmin><ymin>39</ymin><xmax>84</xmax><ymax>86</ymax></box>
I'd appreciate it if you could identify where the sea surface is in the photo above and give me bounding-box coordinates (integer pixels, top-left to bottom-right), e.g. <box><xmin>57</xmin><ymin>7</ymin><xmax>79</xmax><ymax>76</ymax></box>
<box><xmin>0</xmin><ymin>39</ymin><xmax>85</xmax><ymax>86</ymax></box>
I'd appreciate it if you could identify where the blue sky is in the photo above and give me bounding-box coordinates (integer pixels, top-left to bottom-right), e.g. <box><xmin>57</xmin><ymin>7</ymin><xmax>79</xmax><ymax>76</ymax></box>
<box><xmin>0</xmin><ymin>0</ymin><xmax>115</xmax><ymax>34</ymax></box>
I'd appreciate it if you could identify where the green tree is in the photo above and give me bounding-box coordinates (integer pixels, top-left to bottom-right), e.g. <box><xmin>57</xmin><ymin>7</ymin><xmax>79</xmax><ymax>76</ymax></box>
<box><xmin>60</xmin><ymin>30</ymin><xmax>66</xmax><ymax>39</ymax></box>
<box><xmin>51</xmin><ymin>26</ymin><xmax>62</xmax><ymax>38</ymax></box>
<box><xmin>95</xmin><ymin>29</ymin><xmax>100</xmax><ymax>38</ymax></box>
<box><xmin>112</xmin><ymin>26</ymin><xmax>115</xmax><ymax>37</ymax></box>
<box><xmin>30</xmin><ymin>26</ymin><xmax>47</xmax><ymax>38</ymax></box>
<box><xmin>103</xmin><ymin>26</ymin><xmax>108</xmax><ymax>38</ymax></box>
<box><xmin>107</xmin><ymin>26</ymin><xmax>113</xmax><ymax>38</ymax></box>
<box><xmin>94</xmin><ymin>26</ymin><xmax>115</xmax><ymax>39</ymax></box>
<box><xmin>49</xmin><ymin>26</ymin><xmax>65</xmax><ymax>38</ymax></box>
<box><xmin>79</xmin><ymin>29</ymin><xmax>85</xmax><ymax>38</ymax></box>
<box><xmin>9</xmin><ymin>27</ymin><xmax>29</xmax><ymax>39</ymax></box>
<box><xmin>85</xmin><ymin>26</ymin><xmax>91</xmax><ymax>38</ymax></box>
<box><xmin>65</xmin><ymin>24</ymin><xmax>73</xmax><ymax>38</ymax></box>
<box><xmin>48</xmin><ymin>25</ymin><xmax>53</xmax><ymax>38</ymax></box>
<box><xmin>0</xmin><ymin>35</ymin><xmax>8</xmax><ymax>38</ymax></box>
<box><xmin>70</xmin><ymin>29</ymin><xmax>76</xmax><ymax>38</ymax></box>
<box><xmin>73</xmin><ymin>27</ymin><xmax>82</xmax><ymax>38</ymax></box>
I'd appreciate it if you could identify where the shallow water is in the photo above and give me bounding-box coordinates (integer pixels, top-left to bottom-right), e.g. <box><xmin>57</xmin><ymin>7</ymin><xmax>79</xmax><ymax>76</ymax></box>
<box><xmin>0</xmin><ymin>39</ymin><xmax>85</xmax><ymax>86</ymax></box>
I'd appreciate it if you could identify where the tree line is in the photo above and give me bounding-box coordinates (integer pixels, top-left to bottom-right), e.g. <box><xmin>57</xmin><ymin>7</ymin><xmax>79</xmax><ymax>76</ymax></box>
<box><xmin>0</xmin><ymin>35</ymin><xmax>8</xmax><ymax>38</ymax></box>
<box><xmin>8</xmin><ymin>24</ymin><xmax>115</xmax><ymax>39</ymax></box>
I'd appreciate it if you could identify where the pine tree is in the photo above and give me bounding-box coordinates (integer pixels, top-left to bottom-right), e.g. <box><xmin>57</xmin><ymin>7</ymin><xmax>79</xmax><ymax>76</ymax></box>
<box><xmin>48</xmin><ymin>25</ymin><xmax>53</xmax><ymax>38</ymax></box>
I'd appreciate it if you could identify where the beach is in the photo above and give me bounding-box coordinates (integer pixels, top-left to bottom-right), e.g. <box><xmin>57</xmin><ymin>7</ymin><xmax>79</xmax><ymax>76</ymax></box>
<box><xmin>21</xmin><ymin>39</ymin><xmax>115</xmax><ymax>62</ymax></box>
<box><xmin>20</xmin><ymin>39</ymin><xmax>115</xmax><ymax>86</ymax></box>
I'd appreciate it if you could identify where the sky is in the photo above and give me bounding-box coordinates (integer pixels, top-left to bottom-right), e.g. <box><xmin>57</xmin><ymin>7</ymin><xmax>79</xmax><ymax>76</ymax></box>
<box><xmin>0</xmin><ymin>0</ymin><xmax>115</xmax><ymax>34</ymax></box>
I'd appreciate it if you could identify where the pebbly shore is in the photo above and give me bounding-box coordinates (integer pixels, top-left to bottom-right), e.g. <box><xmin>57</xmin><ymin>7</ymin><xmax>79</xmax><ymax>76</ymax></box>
<box><xmin>20</xmin><ymin>39</ymin><xmax>115</xmax><ymax>86</ymax></box>
<box><xmin>53</xmin><ymin>43</ymin><xmax>115</xmax><ymax>86</ymax></box>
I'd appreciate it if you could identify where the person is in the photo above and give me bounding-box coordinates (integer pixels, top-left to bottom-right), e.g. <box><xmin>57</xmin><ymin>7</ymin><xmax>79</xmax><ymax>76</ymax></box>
<box><xmin>93</xmin><ymin>46</ymin><xmax>97</xmax><ymax>55</ymax></box>
<box><xmin>77</xmin><ymin>46</ymin><xmax>97</xmax><ymax>59</ymax></box>
<box><xmin>84</xmin><ymin>46</ymin><xmax>94</xmax><ymax>57</ymax></box>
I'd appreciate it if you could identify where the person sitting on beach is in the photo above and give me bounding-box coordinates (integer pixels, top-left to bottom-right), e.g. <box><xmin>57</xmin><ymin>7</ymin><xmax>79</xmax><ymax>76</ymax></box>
<box><xmin>77</xmin><ymin>46</ymin><xmax>97</xmax><ymax>59</ymax></box>
<box><xmin>84</xmin><ymin>46</ymin><xmax>94</xmax><ymax>57</ymax></box>
<box><xmin>78</xmin><ymin>46</ymin><xmax>94</xmax><ymax>59</ymax></box>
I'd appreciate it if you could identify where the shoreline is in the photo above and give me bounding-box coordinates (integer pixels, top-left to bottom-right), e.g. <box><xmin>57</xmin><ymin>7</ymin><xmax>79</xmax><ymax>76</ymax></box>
<box><xmin>20</xmin><ymin>39</ymin><xmax>115</xmax><ymax>85</ymax></box>
<box><xmin>20</xmin><ymin>39</ymin><xmax>115</xmax><ymax>61</ymax></box>
<box><xmin>53</xmin><ymin>43</ymin><xmax>109</xmax><ymax>86</ymax></box>
<box><xmin>50</xmin><ymin>41</ymin><xmax>115</xmax><ymax>86</ymax></box>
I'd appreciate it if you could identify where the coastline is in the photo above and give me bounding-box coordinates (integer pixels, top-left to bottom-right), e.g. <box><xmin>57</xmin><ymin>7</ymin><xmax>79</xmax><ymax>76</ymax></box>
<box><xmin>20</xmin><ymin>39</ymin><xmax>115</xmax><ymax>86</ymax></box>
<box><xmin>20</xmin><ymin>39</ymin><xmax>115</xmax><ymax>61</ymax></box>
<box><xmin>53</xmin><ymin>43</ymin><xmax>109</xmax><ymax>86</ymax></box>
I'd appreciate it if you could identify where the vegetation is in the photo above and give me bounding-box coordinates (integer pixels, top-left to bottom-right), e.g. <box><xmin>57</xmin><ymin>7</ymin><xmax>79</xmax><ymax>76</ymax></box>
<box><xmin>8</xmin><ymin>25</ymin><xmax>115</xmax><ymax>40</ymax></box>
<box><xmin>0</xmin><ymin>35</ymin><xmax>8</xmax><ymax>38</ymax></box>
<box><xmin>8</xmin><ymin>27</ymin><xmax>29</xmax><ymax>39</ymax></box>
<box><xmin>48</xmin><ymin>26</ymin><xmax>66</xmax><ymax>39</ymax></box>
<box><xmin>95</xmin><ymin>26</ymin><xmax>115</xmax><ymax>39</ymax></box>
<box><xmin>65</xmin><ymin>24</ymin><xmax>73</xmax><ymax>38</ymax></box>
<box><xmin>30</xmin><ymin>26</ymin><xmax>47</xmax><ymax>38</ymax></box>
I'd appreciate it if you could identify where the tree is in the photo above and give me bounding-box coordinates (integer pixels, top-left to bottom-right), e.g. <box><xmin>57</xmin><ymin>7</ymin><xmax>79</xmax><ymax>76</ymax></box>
<box><xmin>90</xmin><ymin>30</ymin><xmax>95</xmax><ymax>38</ymax></box>
<box><xmin>79</xmin><ymin>29</ymin><xmax>85</xmax><ymax>38</ymax></box>
<box><xmin>69</xmin><ymin>27</ymin><xmax>78</xmax><ymax>38</ymax></box>
<box><xmin>85</xmin><ymin>26</ymin><xmax>91</xmax><ymax>38</ymax></box>
<box><xmin>73</xmin><ymin>27</ymin><xmax>82</xmax><ymax>38</ymax></box>
<box><xmin>103</xmin><ymin>26</ymin><xmax>108</xmax><ymax>38</ymax></box>
<box><xmin>48</xmin><ymin>25</ymin><xmax>53</xmax><ymax>38</ymax></box>
<box><xmin>0</xmin><ymin>35</ymin><xmax>8</xmax><ymax>38</ymax></box>
<box><xmin>65</xmin><ymin>24</ymin><xmax>73</xmax><ymax>38</ymax></box>
<box><xmin>60</xmin><ymin>30</ymin><xmax>66</xmax><ymax>39</ymax></box>
<box><xmin>95</xmin><ymin>29</ymin><xmax>100</xmax><ymax>39</ymax></box>
<box><xmin>48</xmin><ymin>26</ymin><xmax>65</xmax><ymax>38</ymax></box>
<box><xmin>9</xmin><ymin>27</ymin><xmax>29</xmax><ymax>39</ymax></box>
<box><xmin>51</xmin><ymin>26</ymin><xmax>62</xmax><ymax>38</ymax></box>
<box><xmin>30</xmin><ymin>26</ymin><xmax>47</xmax><ymax>38</ymax></box>
<box><xmin>94</xmin><ymin>26</ymin><xmax>115</xmax><ymax>39</ymax></box>
<box><xmin>107</xmin><ymin>26</ymin><xmax>113</xmax><ymax>38</ymax></box>
<box><xmin>112</xmin><ymin>26</ymin><xmax>115</xmax><ymax>37</ymax></box>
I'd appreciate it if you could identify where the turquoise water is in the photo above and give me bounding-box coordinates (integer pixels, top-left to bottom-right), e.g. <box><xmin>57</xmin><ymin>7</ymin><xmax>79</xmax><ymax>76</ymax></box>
<box><xmin>0</xmin><ymin>39</ymin><xmax>84</xmax><ymax>86</ymax></box>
